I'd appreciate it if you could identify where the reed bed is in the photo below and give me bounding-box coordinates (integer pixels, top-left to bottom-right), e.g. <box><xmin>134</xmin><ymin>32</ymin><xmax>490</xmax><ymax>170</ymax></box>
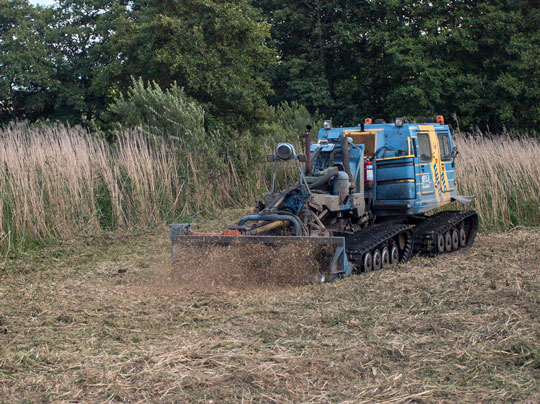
<box><xmin>0</xmin><ymin>123</ymin><xmax>539</xmax><ymax>254</ymax></box>
<box><xmin>454</xmin><ymin>133</ymin><xmax>540</xmax><ymax>231</ymax></box>
<box><xmin>0</xmin><ymin>124</ymin><xmax>176</xmax><ymax>251</ymax></box>
<box><xmin>0</xmin><ymin>123</ymin><xmax>290</xmax><ymax>254</ymax></box>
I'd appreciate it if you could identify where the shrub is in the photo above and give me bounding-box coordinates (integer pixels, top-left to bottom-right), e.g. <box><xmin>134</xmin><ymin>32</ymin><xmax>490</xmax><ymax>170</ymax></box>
<box><xmin>107</xmin><ymin>78</ymin><xmax>206</xmax><ymax>145</ymax></box>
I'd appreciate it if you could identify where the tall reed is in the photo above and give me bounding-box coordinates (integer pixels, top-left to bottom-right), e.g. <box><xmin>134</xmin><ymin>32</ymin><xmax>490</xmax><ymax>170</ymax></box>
<box><xmin>454</xmin><ymin>133</ymin><xmax>540</xmax><ymax>231</ymax></box>
<box><xmin>1</xmin><ymin>123</ymin><xmax>538</xmax><ymax>255</ymax></box>
<box><xmin>0</xmin><ymin>123</ymin><xmax>293</xmax><ymax>254</ymax></box>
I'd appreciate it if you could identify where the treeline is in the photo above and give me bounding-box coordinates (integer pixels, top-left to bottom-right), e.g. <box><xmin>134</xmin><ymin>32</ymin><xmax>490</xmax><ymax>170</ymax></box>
<box><xmin>1</xmin><ymin>0</ymin><xmax>539</xmax><ymax>132</ymax></box>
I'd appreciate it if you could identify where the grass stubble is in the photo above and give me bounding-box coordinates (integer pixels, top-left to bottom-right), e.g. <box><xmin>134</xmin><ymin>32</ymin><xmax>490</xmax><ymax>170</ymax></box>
<box><xmin>0</xmin><ymin>219</ymin><xmax>539</xmax><ymax>403</ymax></box>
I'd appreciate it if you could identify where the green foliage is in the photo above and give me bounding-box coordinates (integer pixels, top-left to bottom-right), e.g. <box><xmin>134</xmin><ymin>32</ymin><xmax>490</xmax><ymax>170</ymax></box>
<box><xmin>48</xmin><ymin>0</ymin><xmax>124</xmax><ymax>124</ymax></box>
<box><xmin>254</xmin><ymin>0</ymin><xmax>540</xmax><ymax>131</ymax></box>
<box><xmin>0</xmin><ymin>0</ymin><xmax>128</xmax><ymax>125</ymax></box>
<box><xmin>1</xmin><ymin>0</ymin><xmax>539</xmax><ymax>132</ymax></box>
<box><xmin>256</xmin><ymin>101</ymin><xmax>321</xmax><ymax>145</ymax></box>
<box><xmin>0</xmin><ymin>0</ymin><xmax>56</xmax><ymax>122</ymax></box>
<box><xmin>107</xmin><ymin>0</ymin><xmax>275</xmax><ymax>130</ymax></box>
<box><xmin>95</xmin><ymin>182</ymin><xmax>114</xmax><ymax>230</ymax></box>
<box><xmin>107</xmin><ymin>78</ymin><xmax>206</xmax><ymax>145</ymax></box>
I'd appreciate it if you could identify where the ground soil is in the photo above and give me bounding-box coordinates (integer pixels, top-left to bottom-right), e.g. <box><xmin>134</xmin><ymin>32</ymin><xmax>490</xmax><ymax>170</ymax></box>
<box><xmin>1</xmin><ymin>219</ymin><xmax>539</xmax><ymax>403</ymax></box>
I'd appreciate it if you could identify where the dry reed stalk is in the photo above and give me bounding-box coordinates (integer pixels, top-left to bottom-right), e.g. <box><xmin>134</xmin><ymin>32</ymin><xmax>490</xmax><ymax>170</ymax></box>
<box><xmin>1</xmin><ymin>123</ymin><xmax>539</xmax><ymax>254</ymax></box>
<box><xmin>0</xmin><ymin>124</ymin><xmax>103</xmax><ymax>241</ymax></box>
<box><xmin>0</xmin><ymin>124</ymin><xmax>183</xmax><ymax>251</ymax></box>
<box><xmin>454</xmin><ymin>133</ymin><xmax>540</xmax><ymax>230</ymax></box>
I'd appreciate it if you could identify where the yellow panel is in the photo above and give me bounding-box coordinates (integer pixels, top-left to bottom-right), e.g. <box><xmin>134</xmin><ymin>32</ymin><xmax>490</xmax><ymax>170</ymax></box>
<box><xmin>418</xmin><ymin>125</ymin><xmax>451</xmax><ymax>204</ymax></box>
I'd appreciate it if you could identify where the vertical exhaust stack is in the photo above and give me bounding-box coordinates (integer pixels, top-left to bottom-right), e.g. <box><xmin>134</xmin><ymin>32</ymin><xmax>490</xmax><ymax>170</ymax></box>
<box><xmin>304</xmin><ymin>125</ymin><xmax>312</xmax><ymax>175</ymax></box>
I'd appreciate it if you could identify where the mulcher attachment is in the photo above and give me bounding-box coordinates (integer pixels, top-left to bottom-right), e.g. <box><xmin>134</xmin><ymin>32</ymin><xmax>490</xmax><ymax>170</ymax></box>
<box><xmin>170</xmin><ymin>224</ymin><xmax>353</xmax><ymax>287</ymax></box>
<box><xmin>413</xmin><ymin>210</ymin><xmax>479</xmax><ymax>255</ymax></box>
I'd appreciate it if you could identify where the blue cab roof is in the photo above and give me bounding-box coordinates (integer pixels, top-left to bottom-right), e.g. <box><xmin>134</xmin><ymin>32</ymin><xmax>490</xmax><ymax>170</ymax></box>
<box><xmin>317</xmin><ymin>123</ymin><xmax>449</xmax><ymax>141</ymax></box>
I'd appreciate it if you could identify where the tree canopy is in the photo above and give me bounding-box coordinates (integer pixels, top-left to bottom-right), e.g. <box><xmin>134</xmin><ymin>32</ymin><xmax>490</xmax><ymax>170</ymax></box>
<box><xmin>1</xmin><ymin>0</ymin><xmax>539</xmax><ymax>132</ymax></box>
<box><xmin>255</xmin><ymin>0</ymin><xmax>540</xmax><ymax>130</ymax></box>
<box><xmin>0</xmin><ymin>0</ymin><xmax>55</xmax><ymax>121</ymax></box>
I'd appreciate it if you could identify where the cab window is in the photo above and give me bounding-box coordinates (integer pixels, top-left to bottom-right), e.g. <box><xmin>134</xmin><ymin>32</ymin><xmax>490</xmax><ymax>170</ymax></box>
<box><xmin>417</xmin><ymin>133</ymin><xmax>432</xmax><ymax>163</ymax></box>
<box><xmin>437</xmin><ymin>133</ymin><xmax>452</xmax><ymax>161</ymax></box>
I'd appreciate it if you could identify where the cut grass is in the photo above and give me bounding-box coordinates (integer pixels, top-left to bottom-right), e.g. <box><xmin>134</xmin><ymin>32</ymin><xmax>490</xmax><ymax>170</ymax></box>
<box><xmin>0</xmin><ymin>216</ymin><xmax>539</xmax><ymax>403</ymax></box>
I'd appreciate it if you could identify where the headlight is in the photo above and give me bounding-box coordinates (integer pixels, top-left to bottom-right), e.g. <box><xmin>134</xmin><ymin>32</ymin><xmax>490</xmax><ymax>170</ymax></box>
<box><xmin>395</xmin><ymin>117</ymin><xmax>404</xmax><ymax>127</ymax></box>
<box><xmin>276</xmin><ymin>143</ymin><xmax>295</xmax><ymax>161</ymax></box>
<box><xmin>323</xmin><ymin>120</ymin><xmax>332</xmax><ymax>129</ymax></box>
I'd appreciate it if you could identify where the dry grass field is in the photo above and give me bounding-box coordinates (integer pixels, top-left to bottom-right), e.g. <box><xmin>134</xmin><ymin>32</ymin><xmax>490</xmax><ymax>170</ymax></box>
<box><xmin>1</xmin><ymin>212</ymin><xmax>539</xmax><ymax>403</ymax></box>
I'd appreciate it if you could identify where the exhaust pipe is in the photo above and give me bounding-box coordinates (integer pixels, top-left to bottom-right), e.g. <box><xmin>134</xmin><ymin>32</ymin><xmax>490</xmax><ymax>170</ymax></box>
<box><xmin>305</xmin><ymin>126</ymin><xmax>312</xmax><ymax>175</ymax></box>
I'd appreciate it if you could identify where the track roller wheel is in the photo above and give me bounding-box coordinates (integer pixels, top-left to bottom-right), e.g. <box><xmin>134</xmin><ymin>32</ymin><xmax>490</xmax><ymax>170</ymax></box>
<box><xmin>451</xmin><ymin>228</ymin><xmax>459</xmax><ymax>250</ymax></box>
<box><xmin>459</xmin><ymin>227</ymin><xmax>467</xmax><ymax>247</ymax></box>
<box><xmin>381</xmin><ymin>246</ymin><xmax>390</xmax><ymax>268</ymax></box>
<box><xmin>390</xmin><ymin>244</ymin><xmax>399</xmax><ymax>264</ymax></box>
<box><xmin>345</xmin><ymin>224</ymin><xmax>414</xmax><ymax>273</ymax></box>
<box><xmin>363</xmin><ymin>252</ymin><xmax>373</xmax><ymax>272</ymax></box>
<box><xmin>373</xmin><ymin>249</ymin><xmax>382</xmax><ymax>271</ymax></box>
<box><xmin>437</xmin><ymin>234</ymin><xmax>445</xmax><ymax>254</ymax></box>
<box><xmin>444</xmin><ymin>231</ymin><xmax>452</xmax><ymax>252</ymax></box>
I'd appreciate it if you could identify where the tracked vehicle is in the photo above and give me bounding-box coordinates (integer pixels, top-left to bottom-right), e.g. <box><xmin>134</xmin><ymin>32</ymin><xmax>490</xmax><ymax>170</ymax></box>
<box><xmin>171</xmin><ymin>117</ymin><xmax>478</xmax><ymax>283</ymax></box>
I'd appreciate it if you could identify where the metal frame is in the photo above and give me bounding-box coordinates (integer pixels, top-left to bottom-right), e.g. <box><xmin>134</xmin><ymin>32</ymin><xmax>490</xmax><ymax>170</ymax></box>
<box><xmin>170</xmin><ymin>227</ymin><xmax>353</xmax><ymax>278</ymax></box>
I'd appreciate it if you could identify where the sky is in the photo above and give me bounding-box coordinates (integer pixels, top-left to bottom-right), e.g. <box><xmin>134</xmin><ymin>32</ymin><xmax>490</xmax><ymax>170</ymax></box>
<box><xmin>29</xmin><ymin>0</ymin><xmax>56</xmax><ymax>6</ymax></box>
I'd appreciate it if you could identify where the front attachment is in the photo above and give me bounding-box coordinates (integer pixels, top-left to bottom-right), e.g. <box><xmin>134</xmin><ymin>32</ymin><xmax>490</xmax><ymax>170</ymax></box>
<box><xmin>170</xmin><ymin>224</ymin><xmax>352</xmax><ymax>288</ymax></box>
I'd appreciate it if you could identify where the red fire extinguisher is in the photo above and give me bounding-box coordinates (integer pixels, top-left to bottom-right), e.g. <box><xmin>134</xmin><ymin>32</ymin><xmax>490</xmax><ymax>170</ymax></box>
<box><xmin>364</xmin><ymin>160</ymin><xmax>374</xmax><ymax>187</ymax></box>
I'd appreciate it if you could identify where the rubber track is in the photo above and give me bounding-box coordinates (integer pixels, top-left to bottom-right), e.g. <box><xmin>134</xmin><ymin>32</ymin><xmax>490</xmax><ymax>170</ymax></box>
<box><xmin>344</xmin><ymin>224</ymin><xmax>414</xmax><ymax>270</ymax></box>
<box><xmin>413</xmin><ymin>210</ymin><xmax>478</xmax><ymax>255</ymax></box>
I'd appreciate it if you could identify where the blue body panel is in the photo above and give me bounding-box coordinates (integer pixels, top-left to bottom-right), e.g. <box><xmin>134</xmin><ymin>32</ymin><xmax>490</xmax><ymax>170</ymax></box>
<box><xmin>375</xmin><ymin>157</ymin><xmax>416</xmax><ymax>201</ymax></box>
<box><xmin>316</xmin><ymin>122</ymin><xmax>458</xmax><ymax>217</ymax></box>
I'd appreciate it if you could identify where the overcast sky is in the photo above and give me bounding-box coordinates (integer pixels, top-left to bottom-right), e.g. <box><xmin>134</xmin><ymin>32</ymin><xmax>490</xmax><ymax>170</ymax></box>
<box><xmin>29</xmin><ymin>0</ymin><xmax>57</xmax><ymax>6</ymax></box>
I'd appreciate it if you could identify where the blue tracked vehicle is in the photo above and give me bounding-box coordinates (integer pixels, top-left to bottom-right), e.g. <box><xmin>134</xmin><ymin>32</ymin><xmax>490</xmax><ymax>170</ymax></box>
<box><xmin>171</xmin><ymin>117</ymin><xmax>478</xmax><ymax>282</ymax></box>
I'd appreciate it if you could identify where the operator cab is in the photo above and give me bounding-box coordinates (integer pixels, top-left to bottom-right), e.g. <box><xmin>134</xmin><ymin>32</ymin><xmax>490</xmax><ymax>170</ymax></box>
<box><xmin>315</xmin><ymin>116</ymin><xmax>462</xmax><ymax>218</ymax></box>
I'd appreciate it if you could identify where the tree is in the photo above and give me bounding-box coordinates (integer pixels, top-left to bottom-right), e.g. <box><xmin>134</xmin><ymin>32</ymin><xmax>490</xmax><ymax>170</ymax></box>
<box><xmin>376</xmin><ymin>0</ymin><xmax>540</xmax><ymax>130</ymax></box>
<box><xmin>253</xmin><ymin>0</ymin><xmax>341</xmax><ymax>118</ymax></box>
<box><xmin>444</xmin><ymin>0</ymin><xmax>540</xmax><ymax>130</ymax></box>
<box><xmin>254</xmin><ymin>0</ymin><xmax>540</xmax><ymax>131</ymax></box>
<box><xmin>49</xmin><ymin>0</ymin><xmax>127</xmax><ymax>124</ymax></box>
<box><xmin>108</xmin><ymin>0</ymin><xmax>275</xmax><ymax>131</ymax></box>
<box><xmin>0</xmin><ymin>0</ymin><xmax>56</xmax><ymax>122</ymax></box>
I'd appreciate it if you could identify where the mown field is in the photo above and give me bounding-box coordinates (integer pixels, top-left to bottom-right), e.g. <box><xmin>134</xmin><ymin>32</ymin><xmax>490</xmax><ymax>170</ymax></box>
<box><xmin>1</xmin><ymin>211</ymin><xmax>539</xmax><ymax>403</ymax></box>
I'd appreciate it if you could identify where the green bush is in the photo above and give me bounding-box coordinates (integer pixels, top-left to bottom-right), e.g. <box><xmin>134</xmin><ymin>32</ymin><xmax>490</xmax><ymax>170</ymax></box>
<box><xmin>107</xmin><ymin>78</ymin><xmax>206</xmax><ymax>146</ymax></box>
<box><xmin>256</xmin><ymin>101</ymin><xmax>321</xmax><ymax>145</ymax></box>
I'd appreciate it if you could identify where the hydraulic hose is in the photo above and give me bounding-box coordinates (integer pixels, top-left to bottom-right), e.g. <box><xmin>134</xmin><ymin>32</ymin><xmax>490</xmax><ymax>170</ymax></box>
<box><xmin>310</xmin><ymin>166</ymin><xmax>338</xmax><ymax>189</ymax></box>
<box><xmin>238</xmin><ymin>214</ymin><xmax>303</xmax><ymax>236</ymax></box>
